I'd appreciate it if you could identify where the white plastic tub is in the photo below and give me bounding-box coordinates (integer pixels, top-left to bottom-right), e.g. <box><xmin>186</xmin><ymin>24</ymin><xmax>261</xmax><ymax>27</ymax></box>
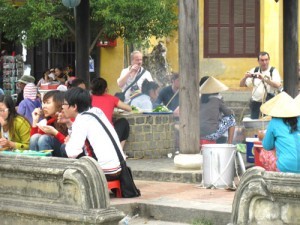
<box><xmin>202</xmin><ymin>144</ymin><xmax>236</xmax><ymax>188</ymax></box>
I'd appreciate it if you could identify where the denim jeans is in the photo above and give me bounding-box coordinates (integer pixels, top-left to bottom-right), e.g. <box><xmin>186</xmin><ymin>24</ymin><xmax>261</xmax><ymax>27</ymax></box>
<box><xmin>249</xmin><ymin>100</ymin><xmax>262</xmax><ymax>119</ymax></box>
<box><xmin>30</xmin><ymin>134</ymin><xmax>63</xmax><ymax>157</ymax></box>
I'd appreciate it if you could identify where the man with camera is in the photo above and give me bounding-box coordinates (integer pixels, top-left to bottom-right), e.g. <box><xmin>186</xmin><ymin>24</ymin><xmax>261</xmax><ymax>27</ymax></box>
<box><xmin>117</xmin><ymin>51</ymin><xmax>153</xmax><ymax>103</ymax></box>
<box><xmin>240</xmin><ymin>51</ymin><xmax>282</xmax><ymax>119</ymax></box>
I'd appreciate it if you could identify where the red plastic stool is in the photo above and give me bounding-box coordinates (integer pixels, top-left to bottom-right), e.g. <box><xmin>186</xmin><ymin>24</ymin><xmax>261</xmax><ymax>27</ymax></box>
<box><xmin>199</xmin><ymin>139</ymin><xmax>216</xmax><ymax>150</ymax></box>
<box><xmin>200</xmin><ymin>139</ymin><xmax>217</xmax><ymax>145</ymax></box>
<box><xmin>107</xmin><ymin>180</ymin><xmax>122</xmax><ymax>198</ymax></box>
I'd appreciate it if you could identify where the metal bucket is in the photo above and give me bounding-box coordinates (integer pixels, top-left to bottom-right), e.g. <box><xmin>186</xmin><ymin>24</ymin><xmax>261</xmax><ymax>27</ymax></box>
<box><xmin>202</xmin><ymin>144</ymin><xmax>236</xmax><ymax>188</ymax></box>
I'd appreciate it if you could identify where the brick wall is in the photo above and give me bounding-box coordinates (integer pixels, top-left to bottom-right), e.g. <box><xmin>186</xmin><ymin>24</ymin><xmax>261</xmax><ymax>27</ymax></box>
<box><xmin>114</xmin><ymin>113</ymin><xmax>176</xmax><ymax>159</ymax></box>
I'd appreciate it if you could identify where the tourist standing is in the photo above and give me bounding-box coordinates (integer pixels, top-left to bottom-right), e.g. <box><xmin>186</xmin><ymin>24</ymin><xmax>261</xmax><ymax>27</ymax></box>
<box><xmin>117</xmin><ymin>51</ymin><xmax>153</xmax><ymax>103</ymax></box>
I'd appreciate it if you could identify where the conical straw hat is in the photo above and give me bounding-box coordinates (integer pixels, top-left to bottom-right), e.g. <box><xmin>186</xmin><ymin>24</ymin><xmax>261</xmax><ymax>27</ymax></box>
<box><xmin>294</xmin><ymin>93</ymin><xmax>300</xmax><ymax>105</ymax></box>
<box><xmin>200</xmin><ymin>76</ymin><xmax>229</xmax><ymax>94</ymax></box>
<box><xmin>260</xmin><ymin>92</ymin><xmax>300</xmax><ymax>117</ymax></box>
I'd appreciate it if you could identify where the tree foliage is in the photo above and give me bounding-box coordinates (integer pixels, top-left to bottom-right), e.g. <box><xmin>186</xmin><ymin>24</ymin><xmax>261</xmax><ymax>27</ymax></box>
<box><xmin>0</xmin><ymin>0</ymin><xmax>177</xmax><ymax>51</ymax></box>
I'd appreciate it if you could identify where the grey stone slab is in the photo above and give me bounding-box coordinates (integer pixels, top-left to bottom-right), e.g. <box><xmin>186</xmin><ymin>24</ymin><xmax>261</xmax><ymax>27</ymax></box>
<box><xmin>0</xmin><ymin>154</ymin><xmax>124</xmax><ymax>224</ymax></box>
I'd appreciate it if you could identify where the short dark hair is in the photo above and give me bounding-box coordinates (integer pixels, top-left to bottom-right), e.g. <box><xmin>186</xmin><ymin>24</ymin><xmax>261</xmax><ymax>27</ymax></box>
<box><xmin>171</xmin><ymin>72</ymin><xmax>179</xmax><ymax>81</ymax></box>
<box><xmin>65</xmin><ymin>87</ymin><xmax>91</xmax><ymax>113</ymax></box>
<box><xmin>258</xmin><ymin>52</ymin><xmax>270</xmax><ymax>60</ymax></box>
<box><xmin>91</xmin><ymin>77</ymin><xmax>107</xmax><ymax>95</ymax></box>
<box><xmin>141</xmin><ymin>79</ymin><xmax>159</xmax><ymax>96</ymax></box>
<box><xmin>68</xmin><ymin>78</ymin><xmax>86</xmax><ymax>89</ymax></box>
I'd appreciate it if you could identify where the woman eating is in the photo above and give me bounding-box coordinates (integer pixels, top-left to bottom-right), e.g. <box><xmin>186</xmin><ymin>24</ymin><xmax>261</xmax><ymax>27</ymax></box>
<box><xmin>130</xmin><ymin>79</ymin><xmax>159</xmax><ymax>111</ymax></box>
<box><xmin>30</xmin><ymin>90</ymin><xmax>68</xmax><ymax>156</ymax></box>
<box><xmin>0</xmin><ymin>95</ymin><xmax>31</xmax><ymax>150</ymax></box>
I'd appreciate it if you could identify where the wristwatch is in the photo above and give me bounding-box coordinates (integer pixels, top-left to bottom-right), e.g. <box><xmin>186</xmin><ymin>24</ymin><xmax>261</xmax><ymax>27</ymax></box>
<box><xmin>263</xmin><ymin>76</ymin><xmax>270</xmax><ymax>81</ymax></box>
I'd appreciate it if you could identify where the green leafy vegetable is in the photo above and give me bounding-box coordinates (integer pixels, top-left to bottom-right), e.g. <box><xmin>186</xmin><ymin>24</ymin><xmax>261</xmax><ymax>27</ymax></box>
<box><xmin>153</xmin><ymin>105</ymin><xmax>171</xmax><ymax>112</ymax></box>
<box><xmin>131</xmin><ymin>105</ymin><xmax>139</xmax><ymax>113</ymax></box>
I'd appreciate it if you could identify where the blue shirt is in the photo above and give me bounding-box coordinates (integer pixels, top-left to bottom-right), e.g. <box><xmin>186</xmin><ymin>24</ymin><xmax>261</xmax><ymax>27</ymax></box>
<box><xmin>262</xmin><ymin>117</ymin><xmax>300</xmax><ymax>173</ymax></box>
<box><xmin>155</xmin><ymin>86</ymin><xmax>179</xmax><ymax>111</ymax></box>
<box><xmin>17</xmin><ymin>98</ymin><xmax>42</xmax><ymax>124</ymax></box>
<box><xmin>130</xmin><ymin>94</ymin><xmax>153</xmax><ymax>111</ymax></box>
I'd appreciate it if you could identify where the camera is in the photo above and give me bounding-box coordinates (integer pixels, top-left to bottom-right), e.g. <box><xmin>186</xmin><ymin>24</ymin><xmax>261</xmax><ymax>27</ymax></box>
<box><xmin>251</xmin><ymin>74</ymin><xmax>258</xmax><ymax>78</ymax></box>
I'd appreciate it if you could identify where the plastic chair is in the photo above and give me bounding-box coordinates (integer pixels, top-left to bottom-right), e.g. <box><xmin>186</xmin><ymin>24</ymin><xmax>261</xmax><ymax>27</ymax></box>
<box><xmin>200</xmin><ymin>139</ymin><xmax>216</xmax><ymax>150</ymax></box>
<box><xmin>107</xmin><ymin>180</ymin><xmax>122</xmax><ymax>198</ymax></box>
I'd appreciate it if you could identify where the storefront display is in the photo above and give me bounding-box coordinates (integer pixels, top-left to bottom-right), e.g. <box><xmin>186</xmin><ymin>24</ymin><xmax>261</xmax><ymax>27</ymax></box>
<box><xmin>2</xmin><ymin>55</ymin><xmax>24</xmax><ymax>96</ymax></box>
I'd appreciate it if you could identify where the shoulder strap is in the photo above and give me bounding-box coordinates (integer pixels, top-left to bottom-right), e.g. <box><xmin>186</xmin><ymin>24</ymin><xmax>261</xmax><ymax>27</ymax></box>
<box><xmin>122</xmin><ymin>68</ymin><xmax>146</xmax><ymax>94</ymax></box>
<box><xmin>269</xmin><ymin>67</ymin><xmax>274</xmax><ymax>78</ymax></box>
<box><xmin>254</xmin><ymin>67</ymin><xmax>259</xmax><ymax>73</ymax></box>
<box><xmin>82</xmin><ymin>112</ymin><xmax>125</xmax><ymax>163</ymax></box>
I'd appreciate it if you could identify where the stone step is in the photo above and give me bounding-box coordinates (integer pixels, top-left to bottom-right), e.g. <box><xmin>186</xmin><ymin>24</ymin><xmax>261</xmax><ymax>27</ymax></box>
<box><xmin>128</xmin><ymin>217</ymin><xmax>189</xmax><ymax>225</ymax></box>
<box><xmin>115</xmin><ymin>202</ymin><xmax>231</xmax><ymax>225</ymax></box>
<box><xmin>112</xmin><ymin>163</ymin><xmax>235</xmax><ymax>225</ymax></box>
<box><xmin>127</xmin><ymin>158</ymin><xmax>202</xmax><ymax>184</ymax></box>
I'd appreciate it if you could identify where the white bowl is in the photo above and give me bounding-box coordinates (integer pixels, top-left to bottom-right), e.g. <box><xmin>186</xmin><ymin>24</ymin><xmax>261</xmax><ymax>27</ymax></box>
<box><xmin>243</xmin><ymin>118</ymin><xmax>270</xmax><ymax>129</ymax></box>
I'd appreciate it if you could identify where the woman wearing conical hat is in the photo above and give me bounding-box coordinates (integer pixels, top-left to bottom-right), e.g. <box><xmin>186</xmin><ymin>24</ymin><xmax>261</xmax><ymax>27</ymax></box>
<box><xmin>199</xmin><ymin>76</ymin><xmax>236</xmax><ymax>144</ymax></box>
<box><xmin>261</xmin><ymin>92</ymin><xmax>300</xmax><ymax>173</ymax></box>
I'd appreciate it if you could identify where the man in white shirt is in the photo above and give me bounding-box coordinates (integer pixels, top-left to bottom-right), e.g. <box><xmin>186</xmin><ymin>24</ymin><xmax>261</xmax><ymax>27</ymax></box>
<box><xmin>61</xmin><ymin>87</ymin><xmax>125</xmax><ymax>181</ymax></box>
<box><xmin>117</xmin><ymin>50</ymin><xmax>153</xmax><ymax>103</ymax></box>
<box><xmin>240</xmin><ymin>52</ymin><xmax>282</xmax><ymax>119</ymax></box>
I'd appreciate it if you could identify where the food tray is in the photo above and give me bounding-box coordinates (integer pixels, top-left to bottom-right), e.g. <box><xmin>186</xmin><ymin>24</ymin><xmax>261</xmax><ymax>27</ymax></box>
<box><xmin>1</xmin><ymin>150</ymin><xmax>52</xmax><ymax>157</ymax></box>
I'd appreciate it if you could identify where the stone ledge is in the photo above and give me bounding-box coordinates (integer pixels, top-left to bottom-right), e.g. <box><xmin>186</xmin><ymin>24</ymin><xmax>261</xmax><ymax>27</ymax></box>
<box><xmin>0</xmin><ymin>154</ymin><xmax>124</xmax><ymax>225</ymax></box>
<box><xmin>229</xmin><ymin>167</ymin><xmax>300</xmax><ymax>225</ymax></box>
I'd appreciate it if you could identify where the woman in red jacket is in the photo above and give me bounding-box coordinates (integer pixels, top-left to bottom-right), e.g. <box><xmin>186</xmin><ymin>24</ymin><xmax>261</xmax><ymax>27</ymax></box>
<box><xmin>30</xmin><ymin>90</ymin><xmax>68</xmax><ymax>156</ymax></box>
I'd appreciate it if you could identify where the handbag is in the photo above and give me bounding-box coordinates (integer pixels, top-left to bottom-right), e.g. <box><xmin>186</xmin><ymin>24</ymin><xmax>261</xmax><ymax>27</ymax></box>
<box><xmin>82</xmin><ymin>112</ymin><xmax>141</xmax><ymax>198</ymax></box>
<box><xmin>114</xmin><ymin>92</ymin><xmax>126</xmax><ymax>101</ymax></box>
<box><xmin>115</xmin><ymin>68</ymin><xmax>146</xmax><ymax>101</ymax></box>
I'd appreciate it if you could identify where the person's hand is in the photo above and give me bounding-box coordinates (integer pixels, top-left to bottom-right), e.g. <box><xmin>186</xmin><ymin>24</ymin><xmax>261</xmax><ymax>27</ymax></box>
<box><xmin>258</xmin><ymin>130</ymin><xmax>266</xmax><ymax>141</ymax></box>
<box><xmin>32</xmin><ymin>108</ymin><xmax>42</xmax><ymax>124</ymax></box>
<box><xmin>129</xmin><ymin>64</ymin><xmax>140</xmax><ymax>74</ymax></box>
<box><xmin>0</xmin><ymin>138</ymin><xmax>12</xmax><ymax>149</ymax></box>
<box><xmin>38</xmin><ymin>125</ymin><xmax>58</xmax><ymax>136</ymax></box>
<box><xmin>64</xmin><ymin>135</ymin><xmax>70</xmax><ymax>144</ymax></box>
<box><xmin>245</xmin><ymin>72</ymin><xmax>253</xmax><ymax>78</ymax></box>
<box><xmin>256</xmin><ymin>73</ymin><xmax>263</xmax><ymax>80</ymax></box>
<box><xmin>173</xmin><ymin>106</ymin><xmax>180</xmax><ymax>117</ymax></box>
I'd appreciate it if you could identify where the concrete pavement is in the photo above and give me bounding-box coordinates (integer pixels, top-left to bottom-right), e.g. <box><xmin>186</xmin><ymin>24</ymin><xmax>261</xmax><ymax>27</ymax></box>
<box><xmin>110</xmin><ymin>157</ymin><xmax>243</xmax><ymax>225</ymax></box>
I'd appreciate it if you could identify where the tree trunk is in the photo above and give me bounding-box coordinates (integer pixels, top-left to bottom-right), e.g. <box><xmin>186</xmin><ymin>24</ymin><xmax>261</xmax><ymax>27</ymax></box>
<box><xmin>283</xmin><ymin>0</ymin><xmax>298</xmax><ymax>97</ymax></box>
<box><xmin>75</xmin><ymin>0</ymin><xmax>90</xmax><ymax>88</ymax></box>
<box><xmin>178</xmin><ymin>0</ymin><xmax>199</xmax><ymax>154</ymax></box>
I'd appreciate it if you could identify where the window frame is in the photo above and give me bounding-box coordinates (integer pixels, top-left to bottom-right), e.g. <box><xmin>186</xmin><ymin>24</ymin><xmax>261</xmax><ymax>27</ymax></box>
<box><xmin>204</xmin><ymin>0</ymin><xmax>260</xmax><ymax>58</ymax></box>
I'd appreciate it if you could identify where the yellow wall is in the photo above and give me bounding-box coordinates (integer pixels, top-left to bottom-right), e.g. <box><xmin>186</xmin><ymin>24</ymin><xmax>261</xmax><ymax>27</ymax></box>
<box><xmin>164</xmin><ymin>0</ymin><xmax>282</xmax><ymax>89</ymax></box>
<box><xmin>100</xmin><ymin>0</ymin><xmax>284</xmax><ymax>92</ymax></box>
<box><xmin>100</xmin><ymin>38</ymin><xmax>124</xmax><ymax>95</ymax></box>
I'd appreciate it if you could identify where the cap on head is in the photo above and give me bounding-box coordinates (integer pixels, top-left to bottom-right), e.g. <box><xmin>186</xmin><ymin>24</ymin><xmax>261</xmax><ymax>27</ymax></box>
<box><xmin>23</xmin><ymin>83</ymin><xmax>37</xmax><ymax>100</ymax></box>
<box><xmin>18</xmin><ymin>75</ymin><xmax>35</xmax><ymax>84</ymax></box>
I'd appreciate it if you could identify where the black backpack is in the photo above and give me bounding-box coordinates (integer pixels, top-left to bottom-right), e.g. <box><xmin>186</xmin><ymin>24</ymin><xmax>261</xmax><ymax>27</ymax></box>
<box><xmin>254</xmin><ymin>66</ymin><xmax>275</xmax><ymax>78</ymax></box>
